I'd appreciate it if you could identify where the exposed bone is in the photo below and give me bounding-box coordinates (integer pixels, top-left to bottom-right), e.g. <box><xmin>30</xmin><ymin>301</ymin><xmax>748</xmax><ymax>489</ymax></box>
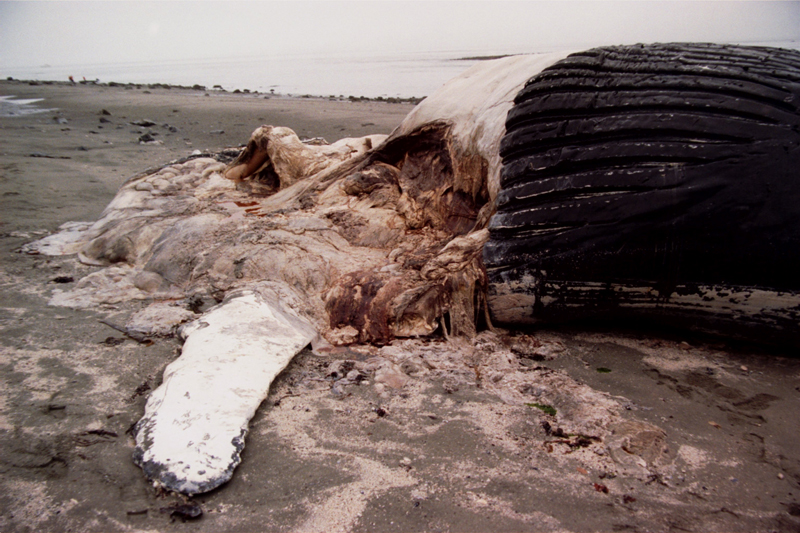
<box><xmin>225</xmin><ymin>126</ymin><xmax>386</xmax><ymax>195</ymax></box>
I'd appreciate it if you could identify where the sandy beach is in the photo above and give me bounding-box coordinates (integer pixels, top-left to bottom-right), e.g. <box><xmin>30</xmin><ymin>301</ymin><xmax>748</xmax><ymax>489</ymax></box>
<box><xmin>1</xmin><ymin>78</ymin><xmax>799</xmax><ymax>532</ymax></box>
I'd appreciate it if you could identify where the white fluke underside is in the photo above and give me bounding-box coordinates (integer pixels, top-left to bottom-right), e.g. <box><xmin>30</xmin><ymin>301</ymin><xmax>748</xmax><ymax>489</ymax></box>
<box><xmin>133</xmin><ymin>284</ymin><xmax>316</xmax><ymax>494</ymax></box>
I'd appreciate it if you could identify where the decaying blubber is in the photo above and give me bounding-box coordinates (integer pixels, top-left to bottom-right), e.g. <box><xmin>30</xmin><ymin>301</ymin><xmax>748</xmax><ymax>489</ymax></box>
<box><xmin>26</xmin><ymin>43</ymin><xmax>800</xmax><ymax>494</ymax></box>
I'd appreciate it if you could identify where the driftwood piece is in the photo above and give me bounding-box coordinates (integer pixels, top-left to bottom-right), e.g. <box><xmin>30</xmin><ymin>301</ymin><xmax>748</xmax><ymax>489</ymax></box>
<box><xmin>485</xmin><ymin>43</ymin><xmax>800</xmax><ymax>346</ymax></box>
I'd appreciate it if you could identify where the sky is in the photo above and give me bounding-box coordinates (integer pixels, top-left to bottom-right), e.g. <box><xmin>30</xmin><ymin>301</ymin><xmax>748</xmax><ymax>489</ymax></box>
<box><xmin>1</xmin><ymin>1</ymin><xmax>799</xmax><ymax>70</ymax></box>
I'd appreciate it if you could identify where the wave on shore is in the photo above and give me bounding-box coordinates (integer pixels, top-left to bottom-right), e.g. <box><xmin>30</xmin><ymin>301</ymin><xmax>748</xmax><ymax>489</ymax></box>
<box><xmin>3</xmin><ymin>51</ymin><xmax>488</xmax><ymax>100</ymax></box>
<box><xmin>0</xmin><ymin>95</ymin><xmax>55</xmax><ymax>117</ymax></box>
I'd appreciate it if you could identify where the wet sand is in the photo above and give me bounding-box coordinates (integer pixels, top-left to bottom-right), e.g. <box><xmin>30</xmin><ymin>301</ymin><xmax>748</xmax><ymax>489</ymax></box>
<box><xmin>1</xmin><ymin>79</ymin><xmax>799</xmax><ymax>532</ymax></box>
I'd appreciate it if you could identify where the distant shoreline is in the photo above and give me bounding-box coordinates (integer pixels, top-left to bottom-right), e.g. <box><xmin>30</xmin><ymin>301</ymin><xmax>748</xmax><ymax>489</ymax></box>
<box><xmin>1</xmin><ymin>77</ymin><xmax>426</xmax><ymax>105</ymax></box>
<box><xmin>452</xmin><ymin>54</ymin><xmax>513</xmax><ymax>61</ymax></box>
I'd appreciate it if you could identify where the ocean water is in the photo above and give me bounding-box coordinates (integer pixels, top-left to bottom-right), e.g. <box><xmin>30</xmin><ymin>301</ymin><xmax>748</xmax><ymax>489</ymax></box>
<box><xmin>3</xmin><ymin>49</ymin><xmax>500</xmax><ymax>99</ymax></box>
<box><xmin>0</xmin><ymin>95</ymin><xmax>57</xmax><ymax>117</ymax></box>
<box><xmin>4</xmin><ymin>41</ymin><xmax>798</xmax><ymax>100</ymax></box>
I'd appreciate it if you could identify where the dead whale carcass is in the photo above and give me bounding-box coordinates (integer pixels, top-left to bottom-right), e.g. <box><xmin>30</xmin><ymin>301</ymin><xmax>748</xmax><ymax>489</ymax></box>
<box><xmin>24</xmin><ymin>52</ymin><xmax>573</xmax><ymax>494</ymax></box>
<box><xmin>485</xmin><ymin>43</ymin><xmax>800</xmax><ymax>346</ymax></box>
<box><xmin>24</xmin><ymin>44</ymin><xmax>800</xmax><ymax>495</ymax></box>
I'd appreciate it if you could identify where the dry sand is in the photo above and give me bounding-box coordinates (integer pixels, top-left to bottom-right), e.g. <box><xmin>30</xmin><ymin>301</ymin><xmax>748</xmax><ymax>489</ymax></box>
<box><xmin>1</xmin><ymin>79</ymin><xmax>799</xmax><ymax>532</ymax></box>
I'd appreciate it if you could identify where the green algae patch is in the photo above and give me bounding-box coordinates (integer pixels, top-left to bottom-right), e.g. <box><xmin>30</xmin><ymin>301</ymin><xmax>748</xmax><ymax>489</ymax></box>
<box><xmin>526</xmin><ymin>403</ymin><xmax>557</xmax><ymax>416</ymax></box>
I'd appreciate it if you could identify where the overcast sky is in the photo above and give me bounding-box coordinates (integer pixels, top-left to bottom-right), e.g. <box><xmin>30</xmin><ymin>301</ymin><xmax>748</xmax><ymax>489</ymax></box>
<box><xmin>1</xmin><ymin>1</ymin><xmax>799</xmax><ymax>69</ymax></box>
